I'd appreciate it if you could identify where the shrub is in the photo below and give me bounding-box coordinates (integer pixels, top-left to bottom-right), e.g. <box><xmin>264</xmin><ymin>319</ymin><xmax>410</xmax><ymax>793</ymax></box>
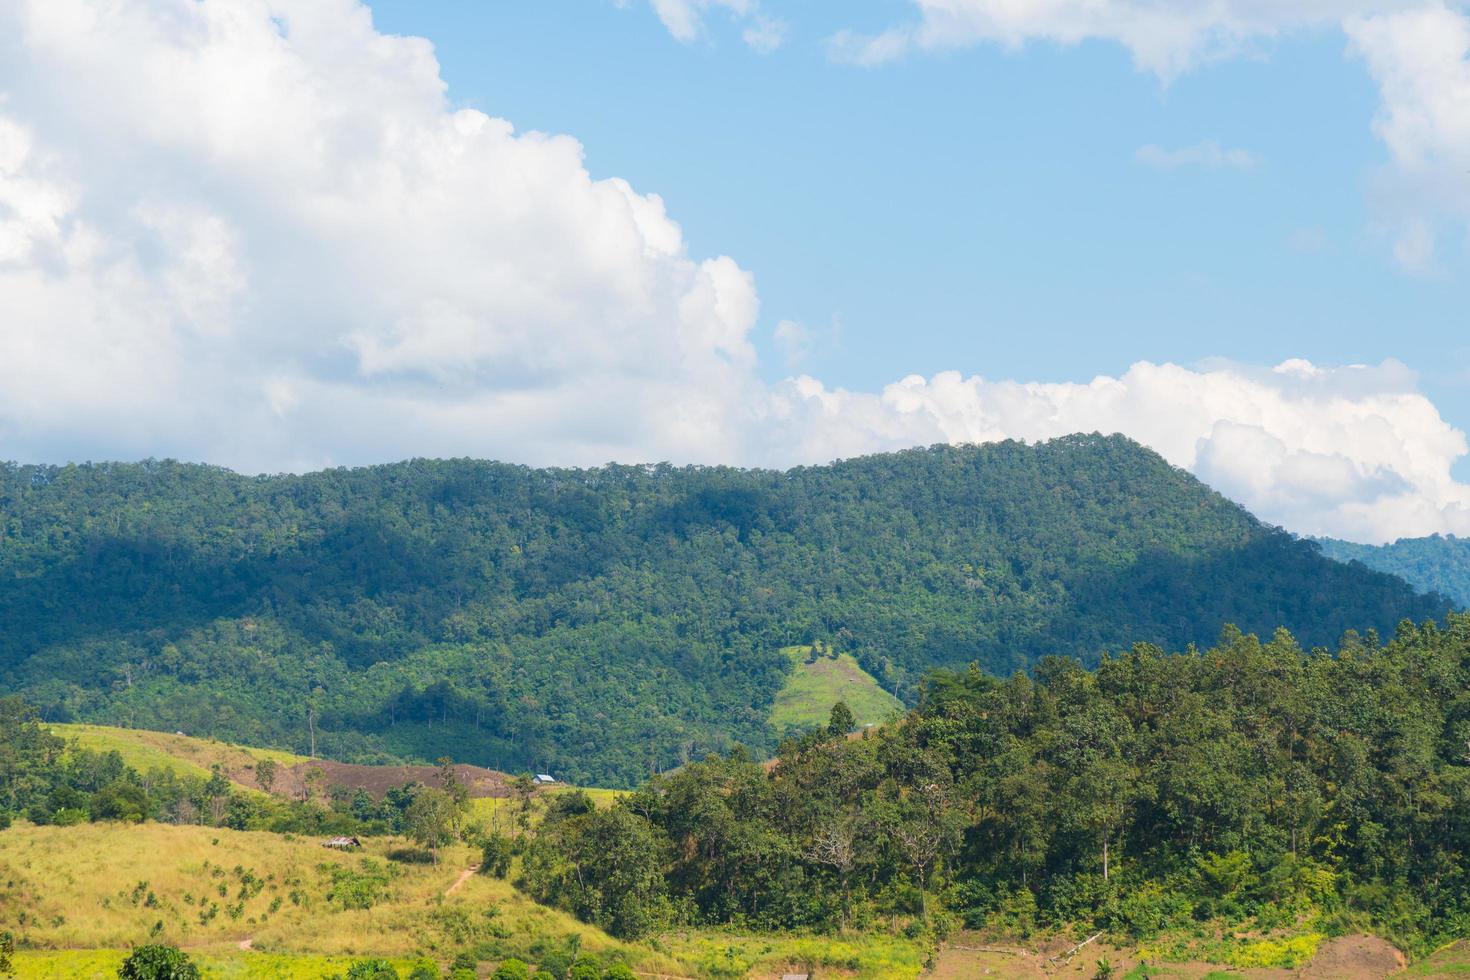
<box><xmin>568</xmin><ymin>960</ymin><xmax>602</xmax><ymax>980</ymax></box>
<box><xmin>408</xmin><ymin>960</ymin><xmax>442</xmax><ymax>980</ymax></box>
<box><xmin>603</xmin><ymin>964</ymin><xmax>638</xmax><ymax>980</ymax></box>
<box><xmin>345</xmin><ymin>960</ymin><xmax>400</xmax><ymax>980</ymax></box>
<box><xmin>481</xmin><ymin>833</ymin><xmax>514</xmax><ymax>878</ymax></box>
<box><xmin>491</xmin><ymin>959</ymin><xmax>530</xmax><ymax>980</ymax></box>
<box><xmin>1227</xmin><ymin>934</ymin><xmax>1323</xmax><ymax>969</ymax></box>
<box><xmin>117</xmin><ymin>944</ymin><xmax>201</xmax><ymax>980</ymax></box>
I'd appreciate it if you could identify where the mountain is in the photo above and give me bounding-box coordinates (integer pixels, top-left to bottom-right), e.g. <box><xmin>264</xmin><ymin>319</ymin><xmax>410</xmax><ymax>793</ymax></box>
<box><xmin>0</xmin><ymin>435</ymin><xmax>1448</xmax><ymax>786</ymax></box>
<box><xmin>1317</xmin><ymin>534</ymin><xmax>1470</xmax><ymax>609</ymax></box>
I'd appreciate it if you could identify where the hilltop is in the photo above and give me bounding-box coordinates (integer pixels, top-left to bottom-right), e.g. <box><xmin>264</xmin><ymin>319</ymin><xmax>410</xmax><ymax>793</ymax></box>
<box><xmin>0</xmin><ymin>436</ymin><xmax>1447</xmax><ymax>785</ymax></box>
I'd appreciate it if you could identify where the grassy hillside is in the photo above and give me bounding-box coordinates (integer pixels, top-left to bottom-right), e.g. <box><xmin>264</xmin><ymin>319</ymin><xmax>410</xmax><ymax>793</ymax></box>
<box><xmin>1</xmin><ymin>438</ymin><xmax>1447</xmax><ymax>786</ymax></box>
<box><xmin>1318</xmin><ymin>534</ymin><xmax>1470</xmax><ymax>608</ymax></box>
<box><xmin>768</xmin><ymin>645</ymin><xmax>904</xmax><ymax>735</ymax></box>
<box><xmin>0</xmin><ymin>821</ymin><xmax>668</xmax><ymax>972</ymax></box>
<box><xmin>51</xmin><ymin>723</ymin><xmax>307</xmax><ymax>788</ymax></box>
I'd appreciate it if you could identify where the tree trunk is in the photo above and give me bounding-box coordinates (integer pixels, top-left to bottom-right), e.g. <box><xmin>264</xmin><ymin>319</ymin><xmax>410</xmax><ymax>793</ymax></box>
<box><xmin>1102</xmin><ymin>837</ymin><xmax>1110</xmax><ymax>882</ymax></box>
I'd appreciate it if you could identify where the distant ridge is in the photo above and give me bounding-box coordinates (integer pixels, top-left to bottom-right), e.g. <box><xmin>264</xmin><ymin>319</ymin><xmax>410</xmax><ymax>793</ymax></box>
<box><xmin>0</xmin><ymin>435</ymin><xmax>1448</xmax><ymax>786</ymax></box>
<box><xmin>1317</xmin><ymin>534</ymin><xmax>1470</xmax><ymax>609</ymax></box>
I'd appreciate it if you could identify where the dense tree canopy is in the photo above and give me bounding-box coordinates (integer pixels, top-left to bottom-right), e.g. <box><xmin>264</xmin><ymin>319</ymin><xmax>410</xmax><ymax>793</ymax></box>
<box><xmin>527</xmin><ymin>618</ymin><xmax>1470</xmax><ymax>952</ymax></box>
<box><xmin>0</xmin><ymin>437</ymin><xmax>1445</xmax><ymax>785</ymax></box>
<box><xmin>1319</xmin><ymin>534</ymin><xmax>1470</xmax><ymax>609</ymax></box>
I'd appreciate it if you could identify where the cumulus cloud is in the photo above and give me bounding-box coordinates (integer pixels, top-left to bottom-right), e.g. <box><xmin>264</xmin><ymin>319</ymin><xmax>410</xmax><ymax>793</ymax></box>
<box><xmin>763</xmin><ymin>360</ymin><xmax>1470</xmax><ymax>544</ymax></box>
<box><xmin>1135</xmin><ymin>140</ymin><xmax>1259</xmax><ymax>171</ymax></box>
<box><xmin>1347</xmin><ymin>6</ymin><xmax>1470</xmax><ymax>271</ymax></box>
<box><xmin>648</xmin><ymin>0</ymin><xmax>787</xmax><ymax>51</ymax></box>
<box><xmin>830</xmin><ymin>0</ymin><xmax>1423</xmax><ymax>76</ymax></box>
<box><xmin>3</xmin><ymin>0</ymin><xmax>1470</xmax><ymax>544</ymax></box>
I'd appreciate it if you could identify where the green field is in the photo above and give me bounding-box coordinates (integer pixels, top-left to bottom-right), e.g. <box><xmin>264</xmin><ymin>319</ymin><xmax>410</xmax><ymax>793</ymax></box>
<box><xmin>768</xmin><ymin>646</ymin><xmax>904</xmax><ymax>735</ymax></box>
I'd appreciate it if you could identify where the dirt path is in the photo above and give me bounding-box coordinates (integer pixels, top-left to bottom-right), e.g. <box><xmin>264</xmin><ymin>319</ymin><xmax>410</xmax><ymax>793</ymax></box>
<box><xmin>237</xmin><ymin>938</ymin><xmax>253</xmax><ymax>951</ymax></box>
<box><xmin>444</xmin><ymin>866</ymin><xmax>477</xmax><ymax>897</ymax></box>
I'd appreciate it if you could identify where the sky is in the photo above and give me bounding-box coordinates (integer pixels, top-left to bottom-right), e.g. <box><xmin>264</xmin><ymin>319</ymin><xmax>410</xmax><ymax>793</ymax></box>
<box><xmin>1</xmin><ymin>0</ymin><xmax>1469</xmax><ymax>543</ymax></box>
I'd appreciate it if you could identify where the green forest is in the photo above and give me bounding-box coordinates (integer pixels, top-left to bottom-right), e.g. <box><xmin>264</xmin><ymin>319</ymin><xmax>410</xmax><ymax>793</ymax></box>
<box><xmin>1319</xmin><ymin>534</ymin><xmax>1470</xmax><ymax>609</ymax></box>
<box><xmin>0</xmin><ymin>436</ymin><xmax>1447</xmax><ymax>786</ymax></box>
<box><xmin>525</xmin><ymin>618</ymin><xmax>1470</xmax><ymax>954</ymax></box>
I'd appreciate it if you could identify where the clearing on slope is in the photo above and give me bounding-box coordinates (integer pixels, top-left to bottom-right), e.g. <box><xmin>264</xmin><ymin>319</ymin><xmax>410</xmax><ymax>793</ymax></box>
<box><xmin>769</xmin><ymin>645</ymin><xmax>904</xmax><ymax>736</ymax></box>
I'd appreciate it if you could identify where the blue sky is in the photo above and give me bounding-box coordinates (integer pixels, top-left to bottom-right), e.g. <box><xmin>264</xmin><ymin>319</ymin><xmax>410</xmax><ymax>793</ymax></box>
<box><xmin>373</xmin><ymin>0</ymin><xmax>1470</xmax><ymax>422</ymax></box>
<box><xmin>2</xmin><ymin>0</ymin><xmax>1469</xmax><ymax>542</ymax></box>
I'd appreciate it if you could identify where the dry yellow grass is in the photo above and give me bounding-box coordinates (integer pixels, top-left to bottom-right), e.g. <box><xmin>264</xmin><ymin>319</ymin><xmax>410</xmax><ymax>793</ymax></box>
<box><xmin>0</xmin><ymin>821</ymin><xmax>682</xmax><ymax>974</ymax></box>
<box><xmin>50</xmin><ymin>723</ymin><xmax>307</xmax><ymax>789</ymax></box>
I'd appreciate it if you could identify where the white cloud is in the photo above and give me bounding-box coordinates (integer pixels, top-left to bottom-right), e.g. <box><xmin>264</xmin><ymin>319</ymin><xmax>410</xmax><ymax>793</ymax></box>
<box><xmin>3</xmin><ymin>0</ymin><xmax>1470</xmax><ymax>544</ymax></box>
<box><xmin>1135</xmin><ymin>140</ymin><xmax>1260</xmax><ymax>171</ymax></box>
<box><xmin>772</xmin><ymin>319</ymin><xmax>813</xmax><ymax>368</ymax></box>
<box><xmin>761</xmin><ymin>360</ymin><xmax>1470</xmax><ymax>544</ymax></box>
<box><xmin>648</xmin><ymin>0</ymin><xmax>787</xmax><ymax>51</ymax></box>
<box><xmin>836</xmin><ymin>1</ymin><xmax>1470</xmax><ymax>269</ymax></box>
<box><xmin>1346</xmin><ymin>6</ymin><xmax>1470</xmax><ymax>270</ymax></box>
<box><xmin>832</xmin><ymin>0</ymin><xmax>1424</xmax><ymax>77</ymax></box>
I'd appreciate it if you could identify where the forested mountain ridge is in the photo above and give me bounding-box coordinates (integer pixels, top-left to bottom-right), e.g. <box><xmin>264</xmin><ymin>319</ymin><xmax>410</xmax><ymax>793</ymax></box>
<box><xmin>0</xmin><ymin>435</ymin><xmax>1449</xmax><ymax>786</ymax></box>
<box><xmin>1318</xmin><ymin>534</ymin><xmax>1470</xmax><ymax>608</ymax></box>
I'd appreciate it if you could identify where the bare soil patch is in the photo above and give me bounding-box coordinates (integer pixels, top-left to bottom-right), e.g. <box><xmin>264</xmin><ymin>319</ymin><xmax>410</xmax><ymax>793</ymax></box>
<box><xmin>266</xmin><ymin>759</ymin><xmax>518</xmax><ymax>799</ymax></box>
<box><xmin>1298</xmin><ymin>934</ymin><xmax>1406</xmax><ymax>979</ymax></box>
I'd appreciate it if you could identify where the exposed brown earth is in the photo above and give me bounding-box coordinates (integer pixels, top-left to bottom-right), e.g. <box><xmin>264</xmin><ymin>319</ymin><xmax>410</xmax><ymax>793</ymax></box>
<box><xmin>925</xmin><ymin>932</ymin><xmax>1409</xmax><ymax>980</ymax></box>
<box><xmin>247</xmin><ymin>759</ymin><xmax>520</xmax><ymax>799</ymax></box>
<box><xmin>1299</xmin><ymin>934</ymin><xmax>1406</xmax><ymax>979</ymax></box>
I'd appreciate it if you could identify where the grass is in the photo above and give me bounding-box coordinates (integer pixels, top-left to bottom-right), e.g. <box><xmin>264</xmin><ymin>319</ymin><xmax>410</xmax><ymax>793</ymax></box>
<box><xmin>51</xmin><ymin>723</ymin><xmax>307</xmax><ymax>789</ymax></box>
<box><xmin>0</xmin><ymin>820</ymin><xmax>679</xmax><ymax>975</ymax></box>
<box><xmin>769</xmin><ymin>645</ymin><xmax>904</xmax><ymax>735</ymax></box>
<box><xmin>657</xmin><ymin>929</ymin><xmax>929</xmax><ymax>979</ymax></box>
<box><xmin>12</xmin><ymin>949</ymin><xmax>424</xmax><ymax>979</ymax></box>
<box><xmin>1403</xmin><ymin>940</ymin><xmax>1470</xmax><ymax>975</ymax></box>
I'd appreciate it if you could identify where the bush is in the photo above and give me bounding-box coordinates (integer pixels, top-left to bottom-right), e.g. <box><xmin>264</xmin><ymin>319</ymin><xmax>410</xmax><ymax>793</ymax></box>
<box><xmin>408</xmin><ymin>960</ymin><xmax>442</xmax><ymax>980</ymax></box>
<box><xmin>345</xmin><ymin>960</ymin><xmax>400</xmax><ymax>980</ymax></box>
<box><xmin>568</xmin><ymin>960</ymin><xmax>602</xmax><ymax>980</ymax></box>
<box><xmin>603</xmin><ymin>964</ymin><xmax>638</xmax><ymax>980</ymax></box>
<box><xmin>491</xmin><ymin>959</ymin><xmax>530</xmax><ymax>980</ymax></box>
<box><xmin>117</xmin><ymin>944</ymin><xmax>201</xmax><ymax>980</ymax></box>
<box><xmin>481</xmin><ymin>833</ymin><xmax>514</xmax><ymax>878</ymax></box>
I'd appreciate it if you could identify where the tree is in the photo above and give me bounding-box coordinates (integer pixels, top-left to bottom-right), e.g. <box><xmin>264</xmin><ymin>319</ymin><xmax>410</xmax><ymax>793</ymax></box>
<box><xmin>480</xmin><ymin>832</ymin><xmax>513</xmax><ymax>878</ymax></box>
<box><xmin>490</xmin><ymin>960</ymin><xmax>529</xmax><ymax>980</ymax></box>
<box><xmin>344</xmin><ymin>961</ymin><xmax>400</xmax><ymax>980</ymax></box>
<box><xmin>254</xmin><ymin>758</ymin><xmax>277</xmax><ymax>794</ymax></box>
<box><xmin>828</xmin><ymin>701</ymin><xmax>856</xmax><ymax>738</ymax></box>
<box><xmin>117</xmin><ymin>944</ymin><xmax>201</xmax><ymax>980</ymax></box>
<box><xmin>805</xmin><ymin>819</ymin><xmax>858</xmax><ymax>927</ymax></box>
<box><xmin>405</xmin><ymin>787</ymin><xmax>458</xmax><ymax>863</ymax></box>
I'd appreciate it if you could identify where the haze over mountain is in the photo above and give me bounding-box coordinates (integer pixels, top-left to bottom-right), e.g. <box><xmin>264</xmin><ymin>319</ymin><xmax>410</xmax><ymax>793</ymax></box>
<box><xmin>1</xmin><ymin>435</ymin><xmax>1446</xmax><ymax>786</ymax></box>
<box><xmin>1317</xmin><ymin>535</ymin><xmax>1470</xmax><ymax>609</ymax></box>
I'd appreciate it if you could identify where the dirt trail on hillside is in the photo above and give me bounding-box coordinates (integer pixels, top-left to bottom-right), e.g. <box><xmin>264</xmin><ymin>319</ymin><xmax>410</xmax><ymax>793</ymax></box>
<box><xmin>445</xmin><ymin>866</ymin><xmax>477</xmax><ymax>897</ymax></box>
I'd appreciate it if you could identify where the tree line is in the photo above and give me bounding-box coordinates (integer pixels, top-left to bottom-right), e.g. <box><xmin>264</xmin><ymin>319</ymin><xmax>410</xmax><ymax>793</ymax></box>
<box><xmin>521</xmin><ymin>618</ymin><xmax>1470</xmax><ymax>955</ymax></box>
<box><xmin>0</xmin><ymin>438</ymin><xmax>1447</xmax><ymax>784</ymax></box>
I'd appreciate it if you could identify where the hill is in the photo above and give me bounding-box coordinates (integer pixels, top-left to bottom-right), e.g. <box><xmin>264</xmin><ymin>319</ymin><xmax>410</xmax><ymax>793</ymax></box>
<box><xmin>1317</xmin><ymin>534</ymin><xmax>1470</xmax><ymax>609</ymax></box>
<box><xmin>0</xmin><ymin>436</ymin><xmax>1448</xmax><ymax>786</ymax></box>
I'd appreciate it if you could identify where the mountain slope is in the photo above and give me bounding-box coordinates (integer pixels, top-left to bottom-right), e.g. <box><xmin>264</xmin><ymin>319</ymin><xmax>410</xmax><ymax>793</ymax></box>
<box><xmin>0</xmin><ymin>435</ymin><xmax>1447</xmax><ymax>785</ymax></box>
<box><xmin>1317</xmin><ymin>534</ymin><xmax>1470</xmax><ymax>609</ymax></box>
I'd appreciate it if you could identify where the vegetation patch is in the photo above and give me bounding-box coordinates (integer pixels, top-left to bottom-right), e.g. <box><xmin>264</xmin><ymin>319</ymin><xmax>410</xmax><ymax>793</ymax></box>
<box><xmin>769</xmin><ymin>645</ymin><xmax>903</xmax><ymax>735</ymax></box>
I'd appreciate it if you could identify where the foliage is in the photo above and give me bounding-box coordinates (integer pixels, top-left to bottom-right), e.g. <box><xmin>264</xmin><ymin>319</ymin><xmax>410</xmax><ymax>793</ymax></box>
<box><xmin>116</xmin><ymin>945</ymin><xmax>200</xmax><ymax>980</ymax></box>
<box><xmin>535</xmin><ymin>618</ymin><xmax>1470</xmax><ymax>951</ymax></box>
<box><xmin>0</xmin><ymin>440</ymin><xmax>1444</xmax><ymax>786</ymax></box>
<box><xmin>489</xmin><ymin>959</ymin><xmax>529</xmax><ymax>980</ymax></box>
<box><xmin>343</xmin><ymin>960</ymin><xmax>401</xmax><ymax>980</ymax></box>
<box><xmin>1319</xmin><ymin>534</ymin><xmax>1470</xmax><ymax>609</ymax></box>
<box><xmin>481</xmin><ymin>832</ymin><xmax>514</xmax><ymax>878</ymax></box>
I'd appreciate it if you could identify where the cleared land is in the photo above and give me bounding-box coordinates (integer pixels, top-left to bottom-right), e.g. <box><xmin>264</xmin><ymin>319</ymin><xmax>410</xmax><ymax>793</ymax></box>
<box><xmin>768</xmin><ymin>646</ymin><xmax>904</xmax><ymax>735</ymax></box>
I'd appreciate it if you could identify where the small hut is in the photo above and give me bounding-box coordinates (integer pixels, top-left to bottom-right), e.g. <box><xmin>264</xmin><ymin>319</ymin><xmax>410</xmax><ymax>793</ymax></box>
<box><xmin>322</xmin><ymin>836</ymin><xmax>362</xmax><ymax>850</ymax></box>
